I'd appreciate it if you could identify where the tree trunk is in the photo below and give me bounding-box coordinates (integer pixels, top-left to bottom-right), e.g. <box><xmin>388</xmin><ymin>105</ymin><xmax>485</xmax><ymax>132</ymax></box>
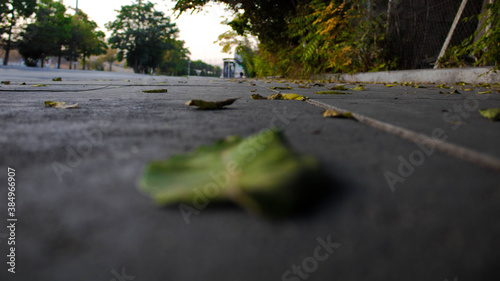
<box><xmin>58</xmin><ymin>46</ymin><xmax>62</xmax><ymax>69</ymax></box>
<box><xmin>3</xmin><ymin>18</ymin><xmax>14</xmax><ymax>66</ymax></box>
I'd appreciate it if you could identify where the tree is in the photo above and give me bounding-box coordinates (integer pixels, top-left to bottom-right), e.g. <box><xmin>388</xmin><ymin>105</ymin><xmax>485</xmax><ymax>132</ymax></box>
<box><xmin>61</xmin><ymin>11</ymin><xmax>106</xmax><ymax>70</ymax></box>
<box><xmin>159</xmin><ymin>39</ymin><xmax>190</xmax><ymax>75</ymax></box>
<box><xmin>103</xmin><ymin>48</ymin><xmax>118</xmax><ymax>71</ymax></box>
<box><xmin>18</xmin><ymin>0</ymin><xmax>70</xmax><ymax>68</ymax></box>
<box><xmin>74</xmin><ymin>12</ymin><xmax>107</xmax><ymax>70</ymax></box>
<box><xmin>1</xmin><ymin>0</ymin><xmax>36</xmax><ymax>65</ymax></box>
<box><xmin>107</xmin><ymin>0</ymin><xmax>179</xmax><ymax>74</ymax></box>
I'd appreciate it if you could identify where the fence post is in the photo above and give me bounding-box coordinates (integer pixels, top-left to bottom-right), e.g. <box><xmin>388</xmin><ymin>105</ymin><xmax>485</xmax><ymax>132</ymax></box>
<box><xmin>434</xmin><ymin>0</ymin><xmax>469</xmax><ymax>69</ymax></box>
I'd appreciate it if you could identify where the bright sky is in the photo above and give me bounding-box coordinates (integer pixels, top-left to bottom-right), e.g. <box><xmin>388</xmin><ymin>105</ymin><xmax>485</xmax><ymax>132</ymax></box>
<box><xmin>62</xmin><ymin>0</ymin><xmax>234</xmax><ymax>67</ymax></box>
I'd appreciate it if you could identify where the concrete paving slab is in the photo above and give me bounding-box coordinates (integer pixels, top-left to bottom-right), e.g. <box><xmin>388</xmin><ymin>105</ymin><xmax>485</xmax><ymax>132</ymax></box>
<box><xmin>0</xmin><ymin>67</ymin><xmax>499</xmax><ymax>281</ymax></box>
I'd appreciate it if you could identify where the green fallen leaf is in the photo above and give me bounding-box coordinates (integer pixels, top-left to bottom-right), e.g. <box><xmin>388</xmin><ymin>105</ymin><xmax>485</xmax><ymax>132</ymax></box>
<box><xmin>327</xmin><ymin>85</ymin><xmax>347</xmax><ymax>90</ymax></box>
<box><xmin>143</xmin><ymin>89</ymin><xmax>168</xmax><ymax>93</ymax></box>
<box><xmin>323</xmin><ymin>109</ymin><xmax>354</xmax><ymax>119</ymax></box>
<box><xmin>315</xmin><ymin>91</ymin><xmax>351</xmax><ymax>95</ymax></box>
<box><xmin>186</xmin><ymin>98</ymin><xmax>238</xmax><ymax>110</ymax></box>
<box><xmin>436</xmin><ymin>84</ymin><xmax>452</xmax><ymax>89</ymax></box>
<box><xmin>52</xmin><ymin>77</ymin><xmax>62</xmax><ymax>81</ymax></box>
<box><xmin>384</xmin><ymin>84</ymin><xmax>397</xmax><ymax>87</ymax></box>
<box><xmin>32</xmin><ymin>84</ymin><xmax>48</xmax><ymax>87</ymax></box>
<box><xmin>413</xmin><ymin>85</ymin><xmax>426</xmax><ymax>88</ymax></box>
<box><xmin>1</xmin><ymin>81</ymin><xmax>11</xmax><ymax>85</ymax></box>
<box><xmin>456</xmin><ymin>81</ymin><xmax>470</xmax><ymax>86</ymax></box>
<box><xmin>270</xmin><ymin>86</ymin><xmax>293</xmax><ymax>90</ymax></box>
<box><xmin>479</xmin><ymin>108</ymin><xmax>500</xmax><ymax>121</ymax></box>
<box><xmin>251</xmin><ymin>94</ymin><xmax>267</xmax><ymax>100</ymax></box>
<box><xmin>44</xmin><ymin>101</ymin><xmax>79</xmax><ymax>109</ymax></box>
<box><xmin>139</xmin><ymin>128</ymin><xmax>322</xmax><ymax>217</ymax></box>
<box><xmin>350</xmin><ymin>85</ymin><xmax>366</xmax><ymax>91</ymax></box>
<box><xmin>268</xmin><ymin>93</ymin><xmax>307</xmax><ymax>101</ymax></box>
<box><xmin>477</xmin><ymin>90</ymin><xmax>492</xmax><ymax>94</ymax></box>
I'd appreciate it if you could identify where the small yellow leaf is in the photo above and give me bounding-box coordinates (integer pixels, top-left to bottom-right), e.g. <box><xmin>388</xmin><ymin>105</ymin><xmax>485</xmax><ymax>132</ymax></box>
<box><xmin>327</xmin><ymin>85</ymin><xmax>347</xmax><ymax>90</ymax></box>
<box><xmin>351</xmin><ymin>85</ymin><xmax>366</xmax><ymax>91</ymax></box>
<box><xmin>32</xmin><ymin>84</ymin><xmax>48</xmax><ymax>87</ymax></box>
<box><xmin>268</xmin><ymin>93</ymin><xmax>307</xmax><ymax>101</ymax></box>
<box><xmin>270</xmin><ymin>86</ymin><xmax>293</xmax><ymax>90</ymax></box>
<box><xmin>315</xmin><ymin>91</ymin><xmax>350</xmax><ymax>95</ymax></box>
<box><xmin>384</xmin><ymin>84</ymin><xmax>397</xmax><ymax>87</ymax></box>
<box><xmin>52</xmin><ymin>77</ymin><xmax>62</xmax><ymax>81</ymax></box>
<box><xmin>479</xmin><ymin>108</ymin><xmax>500</xmax><ymax>121</ymax></box>
<box><xmin>44</xmin><ymin>101</ymin><xmax>79</xmax><ymax>109</ymax></box>
<box><xmin>323</xmin><ymin>109</ymin><xmax>354</xmax><ymax>119</ymax></box>
<box><xmin>477</xmin><ymin>90</ymin><xmax>491</xmax><ymax>94</ymax></box>
<box><xmin>436</xmin><ymin>84</ymin><xmax>452</xmax><ymax>89</ymax></box>
<box><xmin>251</xmin><ymin>94</ymin><xmax>267</xmax><ymax>100</ymax></box>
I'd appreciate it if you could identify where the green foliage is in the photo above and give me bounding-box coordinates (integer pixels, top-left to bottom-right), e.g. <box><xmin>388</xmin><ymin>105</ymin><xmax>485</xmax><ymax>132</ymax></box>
<box><xmin>1</xmin><ymin>0</ymin><xmax>37</xmax><ymax>65</ymax></box>
<box><xmin>176</xmin><ymin>0</ymin><xmax>392</xmax><ymax>78</ymax></box>
<box><xmin>16</xmin><ymin>0</ymin><xmax>106</xmax><ymax>69</ymax></box>
<box><xmin>18</xmin><ymin>0</ymin><xmax>70</xmax><ymax>67</ymax></box>
<box><xmin>189</xmin><ymin>60</ymin><xmax>222</xmax><ymax>77</ymax></box>
<box><xmin>106</xmin><ymin>0</ymin><xmax>178</xmax><ymax>74</ymax></box>
<box><xmin>439</xmin><ymin>2</ymin><xmax>500</xmax><ymax>71</ymax></box>
<box><xmin>159</xmin><ymin>39</ymin><xmax>190</xmax><ymax>75</ymax></box>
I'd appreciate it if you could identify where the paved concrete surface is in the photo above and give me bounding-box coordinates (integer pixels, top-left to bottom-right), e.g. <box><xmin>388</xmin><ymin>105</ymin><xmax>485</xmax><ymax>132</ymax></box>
<box><xmin>1</xmin><ymin>66</ymin><xmax>500</xmax><ymax>281</ymax></box>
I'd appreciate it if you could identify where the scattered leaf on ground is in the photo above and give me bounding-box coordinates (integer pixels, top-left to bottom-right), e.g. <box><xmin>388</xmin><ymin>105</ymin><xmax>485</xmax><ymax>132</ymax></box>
<box><xmin>249</xmin><ymin>83</ymin><xmax>256</xmax><ymax>86</ymax></box>
<box><xmin>462</xmin><ymin>88</ymin><xmax>473</xmax><ymax>91</ymax></box>
<box><xmin>1</xmin><ymin>81</ymin><xmax>11</xmax><ymax>85</ymax></box>
<box><xmin>52</xmin><ymin>77</ymin><xmax>62</xmax><ymax>81</ymax></box>
<box><xmin>350</xmin><ymin>85</ymin><xmax>366</xmax><ymax>91</ymax></box>
<box><xmin>439</xmin><ymin>89</ymin><xmax>461</xmax><ymax>95</ymax></box>
<box><xmin>185</xmin><ymin>98</ymin><xmax>238</xmax><ymax>110</ymax></box>
<box><xmin>44</xmin><ymin>101</ymin><xmax>79</xmax><ymax>109</ymax></box>
<box><xmin>143</xmin><ymin>89</ymin><xmax>168</xmax><ymax>93</ymax></box>
<box><xmin>456</xmin><ymin>81</ymin><xmax>470</xmax><ymax>86</ymax></box>
<box><xmin>251</xmin><ymin>89</ymin><xmax>257</xmax><ymax>92</ymax></box>
<box><xmin>251</xmin><ymin>94</ymin><xmax>267</xmax><ymax>100</ymax></box>
<box><xmin>139</xmin><ymin>128</ymin><xmax>323</xmax><ymax>217</ymax></box>
<box><xmin>268</xmin><ymin>93</ymin><xmax>308</xmax><ymax>101</ymax></box>
<box><xmin>270</xmin><ymin>86</ymin><xmax>293</xmax><ymax>90</ymax></box>
<box><xmin>18</xmin><ymin>82</ymin><xmax>26</xmax><ymax>85</ymax></box>
<box><xmin>327</xmin><ymin>85</ymin><xmax>347</xmax><ymax>90</ymax></box>
<box><xmin>323</xmin><ymin>109</ymin><xmax>355</xmax><ymax>119</ymax></box>
<box><xmin>298</xmin><ymin>85</ymin><xmax>311</xmax><ymax>89</ymax></box>
<box><xmin>477</xmin><ymin>90</ymin><xmax>492</xmax><ymax>94</ymax></box>
<box><xmin>32</xmin><ymin>84</ymin><xmax>48</xmax><ymax>87</ymax></box>
<box><xmin>413</xmin><ymin>85</ymin><xmax>426</xmax><ymax>88</ymax></box>
<box><xmin>479</xmin><ymin>108</ymin><xmax>500</xmax><ymax>121</ymax></box>
<box><xmin>315</xmin><ymin>90</ymin><xmax>351</xmax><ymax>95</ymax></box>
<box><xmin>384</xmin><ymin>84</ymin><xmax>397</xmax><ymax>87</ymax></box>
<box><xmin>436</xmin><ymin>84</ymin><xmax>452</xmax><ymax>89</ymax></box>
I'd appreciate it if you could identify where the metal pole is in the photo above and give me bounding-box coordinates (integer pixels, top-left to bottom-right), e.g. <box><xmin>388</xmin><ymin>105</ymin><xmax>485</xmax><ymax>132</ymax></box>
<box><xmin>434</xmin><ymin>0</ymin><xmax>469</xmax><ymax>68</ymax></box>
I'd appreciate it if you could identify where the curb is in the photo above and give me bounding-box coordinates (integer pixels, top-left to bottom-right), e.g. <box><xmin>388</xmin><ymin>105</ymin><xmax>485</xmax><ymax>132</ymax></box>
<box><xmin>315</xmin><ymin>67</ymin><xmax>499</xmax><ymax>84</ymax></box>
